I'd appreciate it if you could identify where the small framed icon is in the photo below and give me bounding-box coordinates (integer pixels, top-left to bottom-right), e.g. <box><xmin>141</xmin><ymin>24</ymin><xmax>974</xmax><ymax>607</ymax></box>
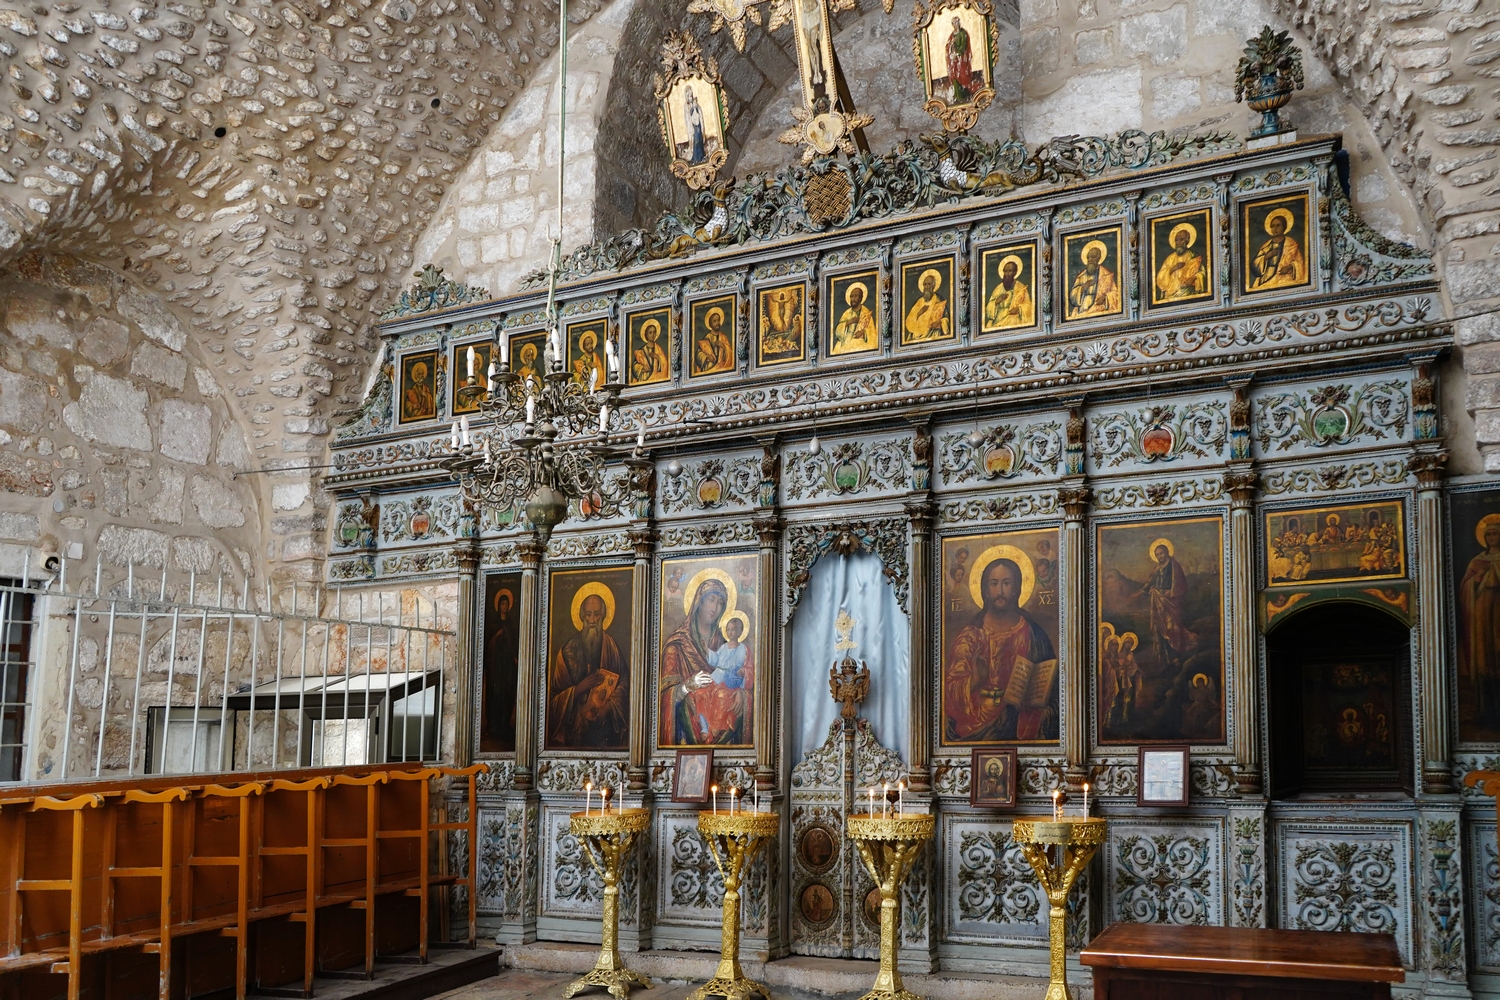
<box><xmin>1240</xmin><ymin>192</ymin><xmax>1313</xmax><ymax>295</ymax></box>
<box><xmin>626</xmin><ymin>307</ymin><xmax>673</xmax><ymax>387</ymax></box>
<box><xmin>689</xmin><ymin>295</ymin><xmax>738</xmax><ymax>378</ymax></box>
<box><xmin>757</xmin><ymin>282</ymin><xmax>807</xmax><ymax>366</ymax></box>
<box><xmin>969</xmin><ymin>747</ymin><xmax>1018</xmax><ymax>808</ymax></box>
<box><xmin>451</xmin><ymin>340</ymin><xmax>493</xmax><ymax>415</ymax></box>
<box><xmin>979</xmin><ymin>243</ymin><xmax>1038</xmax><ymax>333</ymax></box>
<box><xmin>826</xmin><ymin>270</ymin><xmax>881</xmax><ymax>357</ymax></box>
<box><xmin>1137</xmin><ymin>745</ymin><xmax>1190</xmax><ymax>807</ymax></box>
<box><xmin>1060</xmin><ymin>227</ymin><xmax>1125</xmax><ymax>322</ymax></box>
<box><xmin>397</xmin><ymin>350</ymin><xmax>439</xmax><ymax>424</ymax></box>
<box><xmin>899</xmin><ymin>256</ymin><xmax>956</xmax><ymax>346</ymax></box>
<box><xmin>1147</xmin><ymin>207</ymin><xmax>1215</xmax><ymax>308</ymax></box>
<box><xmin>672</xmin><ymin>748</ymin><xmax>714</xmax><ymax>804</ymax></box>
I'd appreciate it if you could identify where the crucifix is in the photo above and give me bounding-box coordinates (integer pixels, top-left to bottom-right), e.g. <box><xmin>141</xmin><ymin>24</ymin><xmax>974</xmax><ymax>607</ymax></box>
<box><xmin>688</xmin><ymin>0</ymin><xmax>894</xmax><ymax>162</ymax></box>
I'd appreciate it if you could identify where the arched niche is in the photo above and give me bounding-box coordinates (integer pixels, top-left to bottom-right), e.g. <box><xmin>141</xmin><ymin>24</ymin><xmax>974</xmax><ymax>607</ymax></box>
<box><xmin>784</xmin><ymin>520</ymin><xmax>911</xmax><ymax>768</ymax></box>
<box><xmin>1264</xmin><ymin>599</ymin><xmax>1413</xmax><ymax>799</ymax></box>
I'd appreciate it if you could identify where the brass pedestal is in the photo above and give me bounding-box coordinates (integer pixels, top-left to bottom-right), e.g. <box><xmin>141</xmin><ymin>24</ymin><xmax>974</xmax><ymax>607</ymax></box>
<box><xmin>564</xmin><ymin>808</ymin><xmax>653</xmax><ymax>1000</ymax></box>
<box><xmin>688</xmin><ymin>810</ymin><xmax>781</xmax><ymax>1000</ymax></box>
<box><xmin>1011</xmin><ymin>817</ymin><xmax>1107</xmax><ymax>1000</ymax></box>
<box><xmin>846</xmin><ymin>812</ymin><xmax>936</xmax><ymax>1000</ymax></box>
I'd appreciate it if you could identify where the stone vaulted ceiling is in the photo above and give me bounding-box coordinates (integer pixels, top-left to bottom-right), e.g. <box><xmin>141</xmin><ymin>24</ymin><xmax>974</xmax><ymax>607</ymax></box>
<box><xmin>0</xmin><ymin>0</ymin><xmax>604</xmax><ymax>480</ymax></box>
<box><xmin>0</xmin><ymin>0</ymin><xmax>1497</xmax><ymax>585</ymax></box>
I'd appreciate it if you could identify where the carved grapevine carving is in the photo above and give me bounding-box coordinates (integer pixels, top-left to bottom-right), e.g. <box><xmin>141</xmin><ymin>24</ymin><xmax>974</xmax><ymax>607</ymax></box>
<box><xmin>939</xmin><ymin>422</ymin><xmax>1063</xmax><ymax>483</ymax></box>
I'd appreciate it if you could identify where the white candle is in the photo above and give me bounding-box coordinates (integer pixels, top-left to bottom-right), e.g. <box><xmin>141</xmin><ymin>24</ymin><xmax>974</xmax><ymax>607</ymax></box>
<box><xmin>467</xmin><ymin>345</ymin><xmax>476</xmax><ymax>378</ymax></box>
<box><xmin>449</xmin><ymin>422</ymin><xmax>459</xmax><ymax>449</ymax></box>
<box><xmin>499</xmin><ymin>336</ymin><xmax>510</xmax><ymax>364</ymax></box>
<box><xmin>636</xmin><ymin>426</ymin><xmax>646</xmax><ymax>449</ymax></box>
<box><xmin>605</xmin><ymin>338</ymin><xmax>618</xmax><ymax>377</ymax></box>
<box><xmin>585</xmin><ymin>781</ymin><xmax>593</xmax><ymax>817</ymax></box>
<box><xmin>1082</xmin><ymin>782</ymin><xmax>1090</xmax><ymax>818</ymax></box>
<box><xmin>868</xmin><ymin>786</ymin><xmax>875</xmax><ymax>817</ymax></box>
<box><xmin>460</xmin><ymin>414</ymin><xmax>471</xmax><ymax>445</ymax></box>
<box><xmin>525</xmin><ymin>394</ymin><xmax>535</xmax><ymax>424</ymax></box>
<box><xmin>598</xmin><ymin>404</ymin><xmax>610</xmax><ymax>433</ymax></box>
<box><xmin>712</xmin><ymin>784</ymin><xmax>719</xmax><ymax>816</ymax></box>
<box><xmin>1052</xmin><ymin>789</ymin><xmax>1060</xmax><ymax>822</ymax></box>
<box><xmin>898</xmin><ymin>781</ymin><xmax>905</xmax><ymax>817</ymax></box>
<box><xmin>589</xmin><ymin>366</ymin><xmax>599</xmax><ymax>393</ymax></box>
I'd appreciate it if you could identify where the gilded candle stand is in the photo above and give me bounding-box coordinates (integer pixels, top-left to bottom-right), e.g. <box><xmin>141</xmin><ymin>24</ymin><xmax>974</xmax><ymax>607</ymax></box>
<box><xmin>565</xmin><ymin>808</ymin><xmax>654</xmax><ymax>1000</ymax></box>
<box><xmin>846</xmin><ymin>812</ymin><xmax>937</xmax><ymax>1000</ymax></box>
<box><xmin>1011</xmin><ymin>817</ymin><xmax>1108</xmax><ymax>1000</ymax></box>
<box><xmin>688</xmin><ymin>810</ymin><xmax>781</xmax><ymax>1000</ymax></box>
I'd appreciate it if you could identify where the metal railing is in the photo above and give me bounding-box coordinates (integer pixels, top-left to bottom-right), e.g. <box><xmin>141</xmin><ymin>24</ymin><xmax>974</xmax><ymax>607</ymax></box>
<box><xmin>7</xmin><ymin>553</ymin><xmax>456</xmax><ymax>784</ymax></box>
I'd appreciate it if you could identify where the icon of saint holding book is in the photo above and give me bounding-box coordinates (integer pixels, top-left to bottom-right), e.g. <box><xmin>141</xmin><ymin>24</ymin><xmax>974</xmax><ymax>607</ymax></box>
<box><xmin>943</xmin><ymin>548</ymin><xmax>1058</xmax><ymax>742</ymax></box>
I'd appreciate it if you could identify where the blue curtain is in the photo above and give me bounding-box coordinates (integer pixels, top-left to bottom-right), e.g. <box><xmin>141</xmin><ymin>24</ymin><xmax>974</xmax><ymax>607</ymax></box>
<box><xmin>788</xmin><ymin>551</ymin><xmax>910</xmax><ymax>769</ymax></box>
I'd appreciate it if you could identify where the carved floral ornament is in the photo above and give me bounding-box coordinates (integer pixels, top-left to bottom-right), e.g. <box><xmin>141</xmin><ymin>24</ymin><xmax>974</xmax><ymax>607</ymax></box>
<box><xmin>785</xmin><ymin>519</ymin><xmax>911</xmax><ymax>620</ymax></box>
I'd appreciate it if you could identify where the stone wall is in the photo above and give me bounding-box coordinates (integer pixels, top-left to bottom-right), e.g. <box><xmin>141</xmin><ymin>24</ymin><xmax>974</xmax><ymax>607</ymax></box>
<box><xmin>0</xmin><ymin>252</ymin><xmax>262</xmax><ymax>593</ymax></box>
<box><xmin>0</xmin><ymin>0</ymin><xmax>609</xmax><ymax>586</ymax></box>
<box><xmin>1270</xmin><ymin>0</ymin><xmax>1500</xmax><ymax>471</ymax></box>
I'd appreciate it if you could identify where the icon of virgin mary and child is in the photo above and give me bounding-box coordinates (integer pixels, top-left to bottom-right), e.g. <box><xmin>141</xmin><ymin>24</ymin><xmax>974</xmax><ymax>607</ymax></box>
<box><xmin>660</xmin><ymin>571</ymin><xmax>754</xmax><ymax>746</ymax></box>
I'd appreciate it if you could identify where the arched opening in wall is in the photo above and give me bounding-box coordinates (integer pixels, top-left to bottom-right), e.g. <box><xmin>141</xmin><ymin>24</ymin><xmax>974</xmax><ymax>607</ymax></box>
<box><xmin>1265</xmin><ymin>602</ymin><xmax>1412</xmax><ymax>799</ymax></box>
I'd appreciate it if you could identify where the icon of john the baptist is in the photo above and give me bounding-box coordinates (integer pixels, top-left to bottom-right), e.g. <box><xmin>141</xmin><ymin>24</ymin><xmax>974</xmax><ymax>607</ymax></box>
<box><xmin>944</xmin><ymin>550</ymin><xmax>1058</xmax><ymax>742</ymax></box>
<box><xmin>660</xmin><ymin>571</ymin><xmax>753</xmax><ymax>746</ymax></box>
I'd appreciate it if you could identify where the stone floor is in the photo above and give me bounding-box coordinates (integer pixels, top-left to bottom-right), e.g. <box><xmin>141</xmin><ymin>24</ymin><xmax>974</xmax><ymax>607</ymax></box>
<box><xmin>428</xmin><ymin>954</ymin><xmax>1094</xmax><ymax>1000</ymax></box>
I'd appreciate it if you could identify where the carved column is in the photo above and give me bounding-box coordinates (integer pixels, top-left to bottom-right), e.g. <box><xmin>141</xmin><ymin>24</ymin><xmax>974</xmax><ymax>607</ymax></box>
<box><xmin>512</xmin><ymin>534</ymin><xmax>545</xmax><ymax>790</ymax></box>
<box><xmin>1059</xmin><ymin>485</ymin><xmax>1091</xmax><ymax>789</ymax></box>
<box><xmin>1226</xmin><ymin>469</ymin><xmax>1260</xmax><ymax>795</ymax></box>
<box><xmin>905</xmin><ymin>499</ymin><xmax>935</xmax><ymax>793</ymax></box>
<box><xmin>452</xmin><ymin>531</ymin><xmax>481</xmax><ymax>768</ymax></box>
<box><xmin>751</xmin><ymin>515</ymin><xmax>782</xmax><ymax>790</ymax></box>
<box><xmin>754</xmin><ymin>440</ymin><xmax>781</xmax><ymax>791</ymax></box>
<box><xmin>1414</xmin><ymin>446</ymin><xmax>1453</xmax><ymax>795</ymax></box>
<box><xmin>627</xmin><ymin>526</ymin><xmax>656</xmax><ymax>792</ymax></box>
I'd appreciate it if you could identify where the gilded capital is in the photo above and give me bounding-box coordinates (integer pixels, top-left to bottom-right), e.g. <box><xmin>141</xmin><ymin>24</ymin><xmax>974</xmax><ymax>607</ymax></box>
<box><xmin>1224</xmin><ymin>470</ymin><xmax>1258</xmax><ymax>506</ymax></box>
<box><xmin>628</xmin><ymin>528</ymin><xmax>657</xmax><ymax>559</ymax></box>
<box><xmin>455</xmin><ymin>541</ymin><xmax>481</xmax><ymax>575</ymax></box>
<box><xmin>1411</xmin><ymin>448</ymin><xmax>1449</xmax><ymax>487</ymax></box>
<box><xmin>1059</xmin><ymin>486</ymin><xmax>1091</xmax><ymax>520</ymax></box>
<box><xmin>753</xmin><ymin>513</ymin><xmax>782</xmax><ymax>546</ymax></box>
<box><xmin>518</xmin><ymin>536</ymin><xmax>546</xmax><ymax>569</ymax></box>
<box><xmin>903</xmin><ymin>498</ymin><xmax>934</xmax><ymax>532</ymax></box>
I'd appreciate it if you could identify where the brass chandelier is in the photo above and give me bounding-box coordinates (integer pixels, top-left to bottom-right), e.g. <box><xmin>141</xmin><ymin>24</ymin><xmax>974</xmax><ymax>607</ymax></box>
<box><xmin>440</xmin><ymin>0</ymin><xmax>632</xmax><ymax>541</ymax></box>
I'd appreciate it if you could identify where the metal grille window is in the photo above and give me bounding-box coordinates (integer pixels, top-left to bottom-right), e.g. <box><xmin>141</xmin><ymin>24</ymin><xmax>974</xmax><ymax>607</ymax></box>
<box><xmin>0</xmin><ymin>583</ymin><xmax>35</xmax><ymax>782</ymax></box>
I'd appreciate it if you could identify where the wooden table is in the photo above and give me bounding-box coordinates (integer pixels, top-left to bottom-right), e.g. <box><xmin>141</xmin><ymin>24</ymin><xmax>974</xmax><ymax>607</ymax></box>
<box><xmin>1080</xmin><ymin>923</ymin><xmax>1405</xmax><ymax>999</ymax></box>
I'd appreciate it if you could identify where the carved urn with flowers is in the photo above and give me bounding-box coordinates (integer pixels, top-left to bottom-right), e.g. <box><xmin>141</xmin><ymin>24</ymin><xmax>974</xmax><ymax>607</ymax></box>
<box><xmin>1234</xmin><ymin>26</ymin><xmax>1306</xmax><ymax>137</ymax></box>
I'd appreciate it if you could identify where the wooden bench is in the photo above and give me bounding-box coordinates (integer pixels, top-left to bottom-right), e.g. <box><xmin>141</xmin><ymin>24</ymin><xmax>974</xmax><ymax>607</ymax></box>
<box><xmin>1080</xmin><ymin>923</ymin><xmax>1405</xmax><ymax>1000</ymax></box>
